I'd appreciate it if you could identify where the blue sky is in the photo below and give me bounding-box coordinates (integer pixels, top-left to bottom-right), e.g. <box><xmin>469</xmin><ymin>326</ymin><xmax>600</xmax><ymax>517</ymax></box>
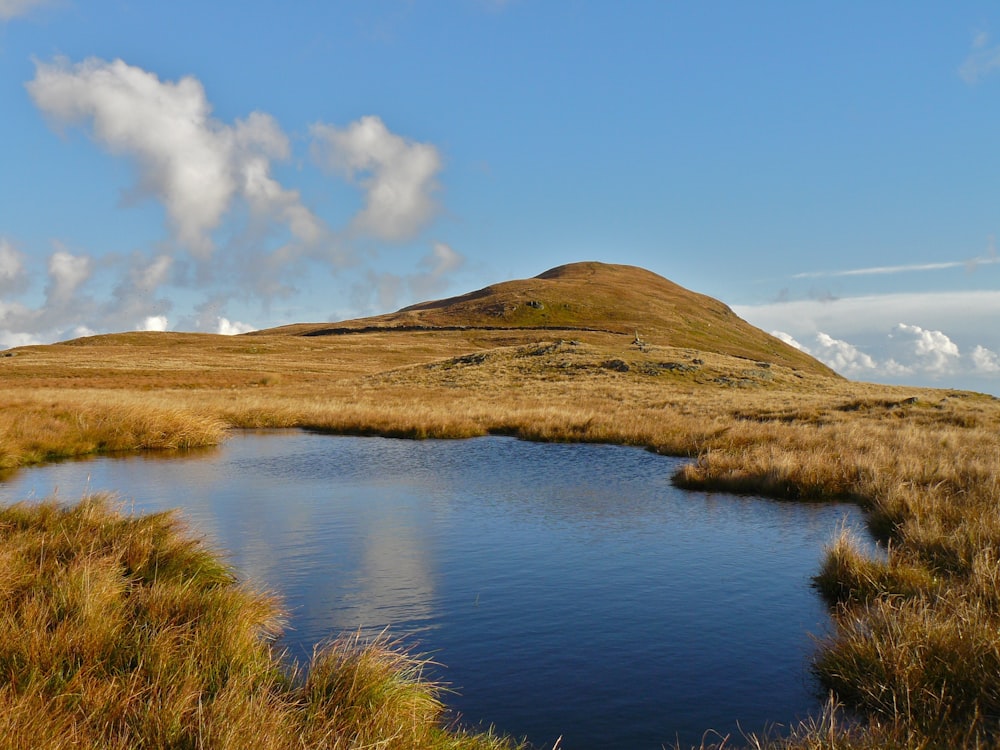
<box><xmin>2</xmin><ymin>1</ymin><xmax>1000</xmax><ymax>394</ymax></box>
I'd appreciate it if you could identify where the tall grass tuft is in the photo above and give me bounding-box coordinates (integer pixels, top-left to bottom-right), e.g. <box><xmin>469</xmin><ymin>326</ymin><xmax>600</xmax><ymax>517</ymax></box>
<box><xmin>0</xmin><ymin>496</ymin><xmax>520</xmax><ymax>750</ymax></box>
<box><xmin>813</xmin><ymin>594</ymin><xmax>1000</xmax><ymax>741</ymax></box>
<box><xmin>812</xmin><ymin>528</ymin><xmax>937</xmax><ymax>606</ymax></box>
<box><xmin>300</xmin><ymin>632</ymin><xmax>446</xmax><ymax>749</ymax></box>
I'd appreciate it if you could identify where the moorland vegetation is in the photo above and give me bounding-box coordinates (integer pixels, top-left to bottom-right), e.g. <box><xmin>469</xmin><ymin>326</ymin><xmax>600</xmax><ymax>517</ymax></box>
<box><xmin>1</xmin><ymin>262</ymin><xmax>999</xmax><ymax>748</ymax></box>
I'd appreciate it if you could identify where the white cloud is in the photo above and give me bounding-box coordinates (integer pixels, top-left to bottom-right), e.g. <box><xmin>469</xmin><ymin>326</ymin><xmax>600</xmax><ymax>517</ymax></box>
<box><xmin>15</xmin><ymin>59</ymin><xmax>460</xmax><ymax>347</ymax></box>
<box><xmin>216</xmin><ymin>317</ymin><xmax>255</xmax><ymax>335</ymax></box>
<box><xmin>960</xmin><ymin>31</ymin><xmax>1000</xmax><ymax>84</ymax></box>
<box><xmin>971</xmin><ymin>345</ymin><xmax>1000</xmax><ymax>374</ymax></box>
<box><xmin>891</xmin><ymin>323</ymin><xmax>960</xmax><ymax>376</ymax></box>
<box><xmin>1</xmin><ymin>247</ymin><xmax>171</xmax><ymax>347</ymax></box>
<box><xmin>409</xmin><ymin>241</ymin><xmax>465</xmax><ymax>299</ymax></box>
<box><xmin>771</xmin><ymin>330</ymin><xmax>807</xmax><ymax>352</ymax></box>
<box><xmin>349</xmin><ymin>242</ymin><xmax>466</xmax><ymax>314</ymax></box>
<box><xmin>734</xmin><ymin>290</ymin><xmax>1000</xmax><ymax>342</ymax></box>
<box><xmin>28</xmin><ymin>59</ymin><xmax>232</xmax><ymax>256</ymax></box>
<box><xmin>235</xmin><ymin>112</ymin><xmax>324</xmax><ymax>244</ymax></box>
<box><xmin>0</xmin><ymin>0</ymin><xmax>52</xmax><ymax>20</ymax></box>
<box><xmin>46</xmin><ymin>249</ymin><xmax>92</xmax><ymax>305</ymax></box>
<box><xmin>0</xmin><ymin>331</ymin><xmax>41</xmax><ymax>349</ymax></box>
<box><xmin>311</xmin><ymin>115</ymin><xmax>442</xmax><ymax>241</ymax></box>
<box><xmin>422</xmin><ymin>241</ymin><xmax>463</xmax><ymax>275</ymax></box>
<box><xmin>812</xmin><ymin>332</ymin><xmax>878</xmax><ymax>376</ymax></box>
<box><xmin>791</xmin><ymin>256</ymin><xmax>1000</xmax><ymax>279</ymax></box>
<box><xmin>27</xmin><ymin>58</ymin><xmax>323</xmax><ymax>257</ymax></box>
<box><xmin>757</xmin><ymin>300</ymin><xmax>1000</xmax><ymax>391</ymax></box>
<box><xmin>0</xmin><ymin>238</ymin><xmax>26</xmax><ymax>293</ymax></box>
<box><xmin>132</xmin><ymin>254</ymin><xmax>173</xmax><ymax>292</ymax></box>
<box><xmin>140</xmin><ymin>315</ymin><xmax>168</xmax><ymax>332</ymax></box>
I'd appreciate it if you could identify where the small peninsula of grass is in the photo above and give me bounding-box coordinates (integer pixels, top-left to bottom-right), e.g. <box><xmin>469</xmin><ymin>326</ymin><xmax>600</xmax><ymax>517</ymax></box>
<box><xmin>2</xmin><ymin>262</ymin><xmax>1000</xmax><ymax>748</ymax></box>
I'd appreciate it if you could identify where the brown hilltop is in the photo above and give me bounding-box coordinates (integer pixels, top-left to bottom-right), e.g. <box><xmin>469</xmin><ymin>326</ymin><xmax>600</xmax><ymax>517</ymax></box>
<box><xmin>263</xmin><ymin>261</ymin><xmax>836</xmax><ymax>377</ymax></box>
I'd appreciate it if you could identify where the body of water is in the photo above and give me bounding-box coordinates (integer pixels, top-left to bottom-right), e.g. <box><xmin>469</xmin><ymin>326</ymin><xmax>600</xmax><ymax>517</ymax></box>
<box><xmin>0</xmin><ymin>431</ymin><xmax>871</xmax><ymax>749</ymax></box>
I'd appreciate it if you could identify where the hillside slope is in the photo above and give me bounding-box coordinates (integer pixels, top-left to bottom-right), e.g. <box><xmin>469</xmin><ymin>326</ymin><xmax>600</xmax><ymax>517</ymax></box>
<box><xmin>263</xmin><ymin>261</ymin><xmax>837</xmax><ymax>377</ymax></box>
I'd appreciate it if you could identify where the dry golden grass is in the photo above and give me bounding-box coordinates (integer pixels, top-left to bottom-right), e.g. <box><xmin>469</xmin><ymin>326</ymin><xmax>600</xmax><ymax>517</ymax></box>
<box><xmin>2</xmin><ymin>265</ymin><xmax>1000</xmax><ymax>748</ymax></box>
<box><xmin>0</xmin><ymin>496</ymin><xmax>519</xmax><ymax>750</ymax></box>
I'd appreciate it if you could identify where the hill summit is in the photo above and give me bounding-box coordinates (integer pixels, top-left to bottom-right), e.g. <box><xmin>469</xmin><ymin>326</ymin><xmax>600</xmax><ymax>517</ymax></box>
<box><xmin>271</xmin><ymin>261</ymin><xmax>835</xmax><ymax>377</ymax></box>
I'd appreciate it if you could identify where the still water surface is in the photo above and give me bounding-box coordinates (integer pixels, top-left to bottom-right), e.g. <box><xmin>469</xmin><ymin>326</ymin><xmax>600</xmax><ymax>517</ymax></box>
<box><xmin>0</xmin><ymin>431</ymin><xmax>872</xmax><ymax>749</ymax></box>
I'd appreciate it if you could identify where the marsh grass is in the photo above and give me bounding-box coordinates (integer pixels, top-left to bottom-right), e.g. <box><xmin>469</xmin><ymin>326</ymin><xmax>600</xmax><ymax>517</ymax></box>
<box><xmin>0</xmin><ymin>392</ymin><xmax>227</xmax><ymax>469</ymax></box>
<box><xmin>0</xmin><ymin>496</ymin><xmax>519</xmax><ymax>750</ymax></box>
<box><xmin>812</xmin><ymin>529</ymin><xmax>937</xmax><ymax>606</ymax></box>
<box><xmin>4</xmin><ymin>326</ymin><xmax>1000</xmax><ymax>747</ymax></box>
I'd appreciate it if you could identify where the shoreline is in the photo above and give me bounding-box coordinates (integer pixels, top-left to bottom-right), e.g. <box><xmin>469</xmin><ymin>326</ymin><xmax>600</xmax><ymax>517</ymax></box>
<box><xmin>1</xmin><ymin>429</ymin><xmax>867</xmax><ymax>750</ymax></box>
<box><xmin>2</xmin><ymin>330</ymin><xmax>999</xmax><ymax>747</ymax></box>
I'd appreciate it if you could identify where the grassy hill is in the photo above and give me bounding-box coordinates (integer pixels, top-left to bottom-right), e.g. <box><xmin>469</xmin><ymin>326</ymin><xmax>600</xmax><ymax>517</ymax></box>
<box><xmin>262</xmin><ymin>262</ymin><xmax>836</xmax><ymax>377</ymax></box>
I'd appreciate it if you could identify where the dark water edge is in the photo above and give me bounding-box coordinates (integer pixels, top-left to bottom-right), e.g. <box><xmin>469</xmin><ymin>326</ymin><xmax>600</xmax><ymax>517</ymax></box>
<box><xmin>0</xmin><ymin>430</ymin><xmax>877</xmax><ymax>750</ymax></box>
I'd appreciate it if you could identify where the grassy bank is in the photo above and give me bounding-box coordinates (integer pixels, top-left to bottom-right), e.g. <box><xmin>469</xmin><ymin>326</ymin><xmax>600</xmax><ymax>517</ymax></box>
<box><xmin>0</xmin><ymin>495</ymin><xmax>516</xmax><ymax>750</ymax></box>
<box><xmin>3</xmin><ymin>328</ymin><xmax>1000</xmax><ymax>747</ymax></box>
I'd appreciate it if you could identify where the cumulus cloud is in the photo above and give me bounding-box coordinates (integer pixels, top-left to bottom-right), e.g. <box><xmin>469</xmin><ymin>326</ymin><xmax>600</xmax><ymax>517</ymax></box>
<box><xmin>960</xmin><ymin>31</ymin><xmax>1000</xmax><ymax>84</ymax></box>
<box><xmin>972</xmin><ymin>345</ymin><xmax>1000</xmax><ymax>373</ymax></box>
<box><xmin>890</xmin><ymin>323</ymin><xmax>960</xmax><ymax>376</ymax></box>
<box><xmin>768</xmin><ymin>314</ymin><xmax>1000</xmax><ymax>391</ymax></box>
<box><xmin>140</xmin><ymin>315</ymin><xmax>168</xmax><ymax>332</ymax></box>
<box><xmin>771</xmin><ymin>329</ymin><xmax>902</xmax><ymax>378</ymax></box>
<box><xmin>735</xmin><ymin>290</ymin><xmax>1000</xmax><ymax>342</ymax></box>
<box><xmin>27</xmin><ymin>58</ymin><xmax>323</xmax><ymax>257</ymax></box>
<box><xmin>311</xmin><ymin>116</ymin><xmax>442</xmax><ymax>241</ymax></box>
<box><xmin>46</xmin><ymin>249</ymin><xmax>92</xmax><ymax>305</ymax></box>
<box><xmin>0</xmin><ymin>242</ymin><xmax>184</xmax><ymax>347</ymax></box>
<box><xmin>0</xmin><ymin>243</ymin><xmax>94</xmax><ymax>346</ymax></box>
<box><xmin>0</xmin><ymin>239</ymin><xmax>27</xmax><ymax>293</ymax></box>
<box><xmin>216</xmin><ymin>317</ymin><xmax>255</xmax><ymax>335</ymax></box>
<box><xmin>12</xmin><ymin>58</ymin><xmax>459</xmax><ymax>348</ymax></box>
<box><xmin>0</xmin><ymin>331</ymin><xmax>41</xmax><ymax>348</ymax></box>
<box><xmin>771</xmin><ymin>330</ymin><xmax>807</xmax><ymax>352</ymax></box>
<box><xmin>812</xmin><ymin>332</ymin><xmax>878</xmax><ymax>376</ymax></box>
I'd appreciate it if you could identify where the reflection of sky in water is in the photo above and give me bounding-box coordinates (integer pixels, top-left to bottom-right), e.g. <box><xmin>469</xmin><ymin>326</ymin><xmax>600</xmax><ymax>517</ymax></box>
<box><xmin>0</xmin><ymin>432</ymin><xmax>876</xmax><ymax>750</ymax></box>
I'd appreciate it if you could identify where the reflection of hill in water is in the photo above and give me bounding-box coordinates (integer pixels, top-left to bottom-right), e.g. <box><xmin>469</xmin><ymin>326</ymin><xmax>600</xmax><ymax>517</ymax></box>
<box><xmin>0</xmin><ymin>430</ymin><xmax>876</xmax><ymax>750</ymax></box>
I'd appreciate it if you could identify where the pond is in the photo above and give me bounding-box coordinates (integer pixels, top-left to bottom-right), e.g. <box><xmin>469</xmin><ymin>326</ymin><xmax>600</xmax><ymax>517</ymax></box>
<box><xmin>0</xmin><ymin>431</ymin><xmax>873</xmax><ymax>749</ymax></box>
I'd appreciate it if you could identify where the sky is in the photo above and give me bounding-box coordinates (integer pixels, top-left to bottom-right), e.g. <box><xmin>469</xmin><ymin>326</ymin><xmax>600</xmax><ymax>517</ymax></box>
<box><xmin>2</xmin><ymin>2</ymin><xmax>1000</xmax><ymax>395</ymax></box>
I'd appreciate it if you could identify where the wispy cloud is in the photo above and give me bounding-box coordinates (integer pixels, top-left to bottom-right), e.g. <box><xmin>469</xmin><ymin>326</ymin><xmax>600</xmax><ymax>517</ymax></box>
<box><xmin>350</xmin><ymin>242</ymin><xmax>466</xmax><ymax>314</ymax></box>
<box><xmin>959</xmin><ymin>30</ymin><xmax>1000</xmax><ymax>84</ymax></box>
<box><xmin>0</xmin><ymin>238</ymin><xmax>27</xmax><ymax>294</ymax></box>
<box><xmin>791</xmin><ymin>256</ymin><xmax>999</xmax><ymax>279</ymax></box>
<box><xmin>0</xmin><ymin>0</ymin><xmax>54</xmax><ymax>21</ymax></box>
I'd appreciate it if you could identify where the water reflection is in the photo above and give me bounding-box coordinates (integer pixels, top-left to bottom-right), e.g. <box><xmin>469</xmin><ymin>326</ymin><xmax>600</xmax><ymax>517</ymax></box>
<box><xmin>0</xmin><ymin>431</ymin><xmax>874</xmax><ymax>750</ymax></box>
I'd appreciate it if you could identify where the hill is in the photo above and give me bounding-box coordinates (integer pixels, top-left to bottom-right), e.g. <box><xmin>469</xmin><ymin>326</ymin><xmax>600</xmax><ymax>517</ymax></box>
<box><xmin>259</xmin><ymin>261</ymin><xmax>836</xmax><ymax>377</ymax></box>
<box><xmin>4</xmin><ymin>264</ymin><xmax>1000</xmax><ymax>749</ymax></box>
